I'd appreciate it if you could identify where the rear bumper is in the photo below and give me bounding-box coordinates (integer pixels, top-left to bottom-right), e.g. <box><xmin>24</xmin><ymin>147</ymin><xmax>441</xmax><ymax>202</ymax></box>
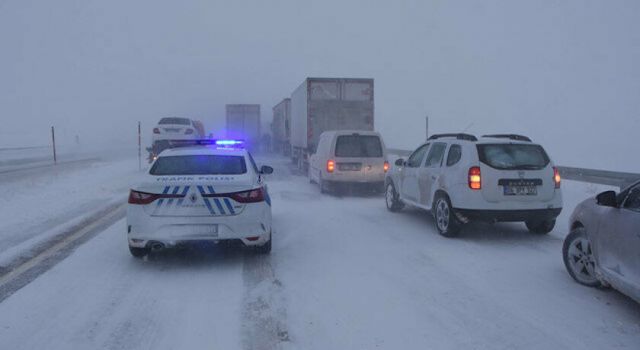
<box><xmin>454</xmin><ymin>208</ymin><xmax>562</xmax><ymax>223</ymax></box>
<box><xmin>126</xmin><ymin>202</ymin><xmax>271</xmax><ymax>247</ymax></box>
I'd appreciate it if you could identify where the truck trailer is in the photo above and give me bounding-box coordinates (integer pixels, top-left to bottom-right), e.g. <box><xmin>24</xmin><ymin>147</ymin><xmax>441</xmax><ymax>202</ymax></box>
<box><xmin>271</xmin><ymin>98</ymin><xmax>291</xmax><ymax>155</ymax></box>
<box><xmin>225</xmin><ymin>104</ymin><xmax>261</xmax><ymax>152</ymax></box>
<box><xmin>290</xmin><ymin>77</ymin><xmax>374</xmax><ymax>170</ymax></box>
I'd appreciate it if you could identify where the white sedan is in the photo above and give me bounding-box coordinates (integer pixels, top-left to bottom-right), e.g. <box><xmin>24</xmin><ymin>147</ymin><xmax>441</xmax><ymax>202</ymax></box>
<box><xmin>126</xmin><ymin>140</ymin><xmax>273</xmax><ymax>257</ymax></box>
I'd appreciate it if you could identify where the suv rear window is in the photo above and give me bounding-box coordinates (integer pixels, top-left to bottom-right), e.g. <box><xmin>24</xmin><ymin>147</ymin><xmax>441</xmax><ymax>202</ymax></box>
<box><xmin>335</xmin><ymin>135</ymin><xmax>383</xmax><ymax>158</ymax></box>
<box><xmin>476</xmin><ymin>144</ymin><xmax>550</xmax><ymax>170</ymax></box>
<box><xmin>159</xmin><ymin>117</ymin><xmax>191</xmax><ymax>125</ymax></box>
<box><xmin>150</xmin><ymin>155</ymin><xmax>247</xmax><ymax>175</ymax></box>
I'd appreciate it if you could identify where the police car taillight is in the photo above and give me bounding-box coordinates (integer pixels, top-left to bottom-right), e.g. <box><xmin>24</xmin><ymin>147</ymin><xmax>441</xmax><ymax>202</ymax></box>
<box><xmin>231</xmin><ymin>188</ymin><xmax>265</xmax><ymax>203</ymax></box>
<box><xmin>128</xmin><ymin>190</ymin><xmax>161</xmax><ymax>205</ymax></box>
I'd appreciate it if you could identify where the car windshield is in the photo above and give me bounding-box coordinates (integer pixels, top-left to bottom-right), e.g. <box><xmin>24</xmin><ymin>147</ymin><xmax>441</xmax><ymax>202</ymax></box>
<box><xmin>159</xmin><ymin>117</ymin><xmax>191</xmax><ymax>125</ymax></box>
<box><xmin>335</xmin><ymin>135</ymin><xmax>383</xmax><ymax>158</ymax></box>
<box><xmin>150</xmin><ymin>155</ymin><xmax>247</xmax><ymax>175</ymax></box>
<box><xmin>477</xmin><ymin>144</ymin><xmax>550</xmax><ymax>170</ymax></box>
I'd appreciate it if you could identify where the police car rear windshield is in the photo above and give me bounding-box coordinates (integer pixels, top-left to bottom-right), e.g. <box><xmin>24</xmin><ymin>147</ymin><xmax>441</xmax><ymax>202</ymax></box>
<box><xmin>476</xmin><ymin>144</ymin><xmax>550</xmax><ymax>170</ymax></box>
<box><xmin>335</xmin><ymin>135</ymin><xmax>383</xmax><ymax>158</ymax></box>
<box><xmin>150</xmin><ymin>155</ymin><xmax>247</xmax><ymax>175</ymax></box>
<box><xmin>159</xmin><ymin>117</ymin><xmax>191</xmax><ymax>125</ymax></box>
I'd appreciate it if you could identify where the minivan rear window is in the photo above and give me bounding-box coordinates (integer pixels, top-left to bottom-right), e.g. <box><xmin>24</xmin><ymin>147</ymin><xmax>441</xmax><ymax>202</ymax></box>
<box><xmin>476</xmin><ymin>144</ymin><xmax>550</xmax><ymax>170</ymax></box>
<box><xmin>150</xmin><ymin>155</ymin><xmax>247</xmax><ymax>175</ymax></box>
<box><xmin>335</xmin><ymin>135</ymin><xmax>383</xmax><ymax>158</ymax></box>
<box><xmin>159</xmin><ymin>117</ymin><xmax>191</xmax><ymax>125</ymax></box>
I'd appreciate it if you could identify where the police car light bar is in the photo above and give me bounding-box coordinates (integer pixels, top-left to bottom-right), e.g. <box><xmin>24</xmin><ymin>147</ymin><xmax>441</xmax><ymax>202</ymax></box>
<box><xmin>167</xmin><ymin>139</ymin><xmax>245</xmax><ymax>148</ymax></box>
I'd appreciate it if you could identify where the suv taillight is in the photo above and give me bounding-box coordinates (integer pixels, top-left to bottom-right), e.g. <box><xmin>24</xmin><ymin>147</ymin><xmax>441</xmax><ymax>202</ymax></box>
<box><xmin>153</xmin><ymin>128</ymin><xmax>160</xmax><ymax>134</ymax></box>
<box><xmin>230</xmin><ymin>188</ymin><xmax>265</xmax><ymax>203</ymax></box>
<box><xmin>383</xmin><ymin>161</ymin><xmax>390</xmax><ymax>173</ymax></box>
<box><xmin>185</xmin><ymin>128</ymin><xmax>194</xmax><ymax>135</ymax></box>
<box><xmin>327</xmin><ymin>160</ymin><xmax>335</xmax><ymax>173</ymax></box>
<box><xmin>128</xmin><ymin>190</ymin><xmax>161</xmax><ymax>205</ymax></box>
<box><xmin>468</xmin><ymin>166</ymin><xmax>481</xmax><ymax>190</ymax></box>
<box><xmin>553</xmin><ymin>167</ymin><xmax>561</xmax><ymax>189</ymax></box>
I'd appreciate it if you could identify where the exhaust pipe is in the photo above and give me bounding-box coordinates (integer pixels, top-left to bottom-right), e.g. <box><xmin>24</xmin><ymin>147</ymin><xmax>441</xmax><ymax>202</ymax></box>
<box><xmin>150</xmin><ymin>242</ymin><xmax>165</xmax><ymax>251</ymax></box>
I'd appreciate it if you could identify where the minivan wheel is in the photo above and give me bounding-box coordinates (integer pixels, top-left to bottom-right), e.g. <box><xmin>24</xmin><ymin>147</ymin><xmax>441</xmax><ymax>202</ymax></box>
<box><xmin>563</xmin><ymin>228</ymin><xmax>600</xmax><ymax>287</ymax></box>
<box><xmin>433</xmin><ymin>194</ymin><xmax>461</xmax><ymax>237</ymax></box>
<box><xmin>385</xmin><ymin>183</ymin><xmax>404</xmax><ymax>212</ymax></box>
<box><xmin>319</xmin><ymin>172</ymin><xmax>328</xmax><ymax>194</ymax></box>
<box><xmin>525</xmin><ymin>219</ymin><xmax>556</xmax><ymax>234</ymax></box>
<box><xmin>129</xmin><ymin>245</ymin><xmax>150</xmax><ymax>258</ymax></box>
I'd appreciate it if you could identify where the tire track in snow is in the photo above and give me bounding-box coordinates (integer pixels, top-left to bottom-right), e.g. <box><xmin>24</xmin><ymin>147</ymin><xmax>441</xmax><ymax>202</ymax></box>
<box><xmin>242</xmin><ymin>246</ymin><xmax>289</xmax><ymax>350</ymax></box>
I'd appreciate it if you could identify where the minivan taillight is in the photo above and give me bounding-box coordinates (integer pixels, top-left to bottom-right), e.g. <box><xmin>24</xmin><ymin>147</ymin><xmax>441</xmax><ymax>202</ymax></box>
<box><xmin>383</xmin><ymin>161</ymin><xmax>390</xmax><ymax>173</ymax></box>
<box><xmin>327</xmin><ymin>160</ymin><xmax>335</xmax><ymax>173</ymax></box>
<box><xmin>230</xmin><ymin>188</ymin><xmax>265</xmax><ymax>203</ymax></box>
<box><xmin>128</xmin><ymin>190</ymin><xmax>161</xmax><ymax>205</ymax></box>
<box><xmin>468</xmin><ymin>166</ymin><xmax>481</xmax><ymax>190</ymax></box>
<box><xmin>553</xmin><ymin>167</ymin><xmax>561</xmax><ymax>189</ymax></box>
<box><xmin>153</xmin><ymin>128</ymin><xmax>160</xmax><ymax>134</ymax></box>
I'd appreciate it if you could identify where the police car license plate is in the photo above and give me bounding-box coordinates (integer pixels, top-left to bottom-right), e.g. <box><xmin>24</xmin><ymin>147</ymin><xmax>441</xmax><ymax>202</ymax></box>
<box><xmin>194</xmin><ymin>225</ymin><xmax>218</xmax><ymax>236</ymax></box>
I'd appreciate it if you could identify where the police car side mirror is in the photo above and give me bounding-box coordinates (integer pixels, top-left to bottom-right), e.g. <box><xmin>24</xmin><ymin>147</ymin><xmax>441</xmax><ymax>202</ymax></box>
<box><xmin>260</xmin><ymin>165</ymin><xmax>274</xmax><ymax>175</ymax></box>
<box><xmin>395</xmin><ymin>158</ymin><xmax>405</xmax><ymax>167</ymax></box>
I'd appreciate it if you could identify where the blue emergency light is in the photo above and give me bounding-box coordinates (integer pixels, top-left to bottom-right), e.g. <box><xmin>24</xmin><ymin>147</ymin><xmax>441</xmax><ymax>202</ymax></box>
<box><xmin>215</xmin><ymin>140</ymin><xmax>245</xmax><ymax>147</ymax></box>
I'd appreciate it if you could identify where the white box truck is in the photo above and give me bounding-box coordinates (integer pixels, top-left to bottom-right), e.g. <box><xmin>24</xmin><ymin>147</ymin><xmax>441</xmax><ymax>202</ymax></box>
<box><xmin>271</xmin><ymin>98</ymin><xmax>291</xmax><ymax>155</ymax></box>
<box><xmin>290</xmin><ymin>77</ymin><xmax>374</xmax><ymax>170</ymax></box>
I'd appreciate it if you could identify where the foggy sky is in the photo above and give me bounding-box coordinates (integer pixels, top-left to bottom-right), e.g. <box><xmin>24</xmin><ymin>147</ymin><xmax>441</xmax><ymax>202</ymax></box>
<box><xmin>1</xmin><ymin>0</ymin><xmax>638</xmax><ymax>171</ymax></box>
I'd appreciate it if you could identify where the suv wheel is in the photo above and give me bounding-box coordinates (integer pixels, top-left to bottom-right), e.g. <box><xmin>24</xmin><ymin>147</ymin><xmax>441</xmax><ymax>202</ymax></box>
<box><xmin>385</xmin><ymin>183</ymin><xmax>404</xmax><ymax>212</ymax></box>
<box><xmin>525</xmin><ymin>219</ymin><xmax>555</xmax><ymax>234</ymax></box>
<box><xmin>433</xmin><ymin>194</ymin><xmax>461</xmax><ymax>237</ymax></box>
<box><xmin>562</xmin><ymin>228</ymin><xmax>600</xmax><ymax>287</ymax></box>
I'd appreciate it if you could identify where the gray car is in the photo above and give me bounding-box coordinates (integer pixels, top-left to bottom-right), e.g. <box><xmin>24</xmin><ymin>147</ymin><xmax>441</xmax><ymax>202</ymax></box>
<box><xmin>563</xmin><ymin>180</ymin><xmax>640</xmax><ymax>303</ymax></box>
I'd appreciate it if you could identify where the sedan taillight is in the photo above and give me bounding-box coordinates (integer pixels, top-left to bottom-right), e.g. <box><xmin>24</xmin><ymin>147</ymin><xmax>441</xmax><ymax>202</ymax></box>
<box><xmin>128</xmin><ymin>190</ymin><xmax>161</xmax><ymax>205</ymax></box>
<box><xmin>230</xmin><ymin>188</ymin><xmax>265</xmax><ymax>203</ymax></box>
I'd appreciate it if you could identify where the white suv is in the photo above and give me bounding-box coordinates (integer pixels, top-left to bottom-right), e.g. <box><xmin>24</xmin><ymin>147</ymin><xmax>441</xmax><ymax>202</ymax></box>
<box><xmin>384</xmin><ymin>133</ymin><xmax>563</xmax><ymax>237</ymax></box>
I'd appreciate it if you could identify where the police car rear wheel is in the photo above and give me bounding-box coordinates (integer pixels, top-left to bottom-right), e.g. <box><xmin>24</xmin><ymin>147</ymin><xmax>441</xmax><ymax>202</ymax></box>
<box><xmin>129</xmin><ymin>245</ymin><xmax>150</xmax><ymax>258</ymax></box>
<box><xmin>255</xmin><ymin>234</ymin><xmax>272</xmax><ymax>254</ymax></box>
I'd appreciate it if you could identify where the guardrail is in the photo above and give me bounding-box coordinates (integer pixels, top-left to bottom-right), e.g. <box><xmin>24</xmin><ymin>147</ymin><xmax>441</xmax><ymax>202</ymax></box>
<box><xmin>387</xmin><ymin>149</ymin><xmax>639</xmax><ymax>189</ymax></box>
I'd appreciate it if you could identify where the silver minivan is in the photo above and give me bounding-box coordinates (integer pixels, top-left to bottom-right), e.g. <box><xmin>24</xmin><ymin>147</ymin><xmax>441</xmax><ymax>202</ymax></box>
<box><xmin>309</xmin><ymin>130</ymin><xmax>388</xmax><ymax>193</ymax></box>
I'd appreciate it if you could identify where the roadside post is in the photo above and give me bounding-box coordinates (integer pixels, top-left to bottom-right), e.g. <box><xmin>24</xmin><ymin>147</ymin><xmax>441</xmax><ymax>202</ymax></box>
<box><xmin>138</xmin><ymin>121</ymin><xmax>141</xmax><ymax>170</ymax></box>
<box><xmin>51</xmin><ymin>126</ymin><xmax>57</xmax><ymax>164</ymax></box>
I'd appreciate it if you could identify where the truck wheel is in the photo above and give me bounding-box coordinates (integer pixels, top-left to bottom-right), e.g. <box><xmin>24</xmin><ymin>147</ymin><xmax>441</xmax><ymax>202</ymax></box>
<box><xmin>526</xmin><ymin>219</ymin><xmax>555</xmax><ymax>234</ymax></box>
<box><xmin>433</xmin><ymin>194</ymin><xmax>461</xmax><ymax>237</ymax></box>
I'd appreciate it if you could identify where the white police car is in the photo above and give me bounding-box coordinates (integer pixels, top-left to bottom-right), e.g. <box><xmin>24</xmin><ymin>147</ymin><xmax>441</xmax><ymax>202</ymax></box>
<box><xmin>126</xmin><ymin>140</ymin><xmax>273</xmax><ymax>257</ymax></box>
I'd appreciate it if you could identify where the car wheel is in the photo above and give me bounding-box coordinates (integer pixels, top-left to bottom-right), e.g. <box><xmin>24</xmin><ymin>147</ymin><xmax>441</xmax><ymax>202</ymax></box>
<box><xmin>319</xmin><ymin>173</ymin><xmax>328</xmax><ymax>194</ymax></box>
<box><xmin>525</xmin><ymin>219</ymin><xmax>556</xmax><ymax>234</ymax></box>
<box><xmin>255</xmin><ymin>233</ymin><xmax>272</xmax><ymax>254</ymax></box>
<box><xmin>129</xmin><ymin>245</ymin><xmax>150</xmax><ymax>258</ymax></box>
<box><xmin>563</xmin><ymin>228</ymin><xmax>600</xmax><ymax>287</ymax></box>
<box><xmin>385</xmin><ymin>183</ymin><xmax>404</xmax><ymax>212</ymax></box>
<box><xmin>433</xmin><ymin>194</ymin><xmax>461</xmax><ymax>237</ymax></box>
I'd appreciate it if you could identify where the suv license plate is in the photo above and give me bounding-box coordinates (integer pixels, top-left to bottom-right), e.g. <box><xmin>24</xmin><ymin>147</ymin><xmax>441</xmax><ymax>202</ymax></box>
<box><xmin>504</xmin><ymin>185</ymin><xmax>537</xmax><ymax>196</ymax></box>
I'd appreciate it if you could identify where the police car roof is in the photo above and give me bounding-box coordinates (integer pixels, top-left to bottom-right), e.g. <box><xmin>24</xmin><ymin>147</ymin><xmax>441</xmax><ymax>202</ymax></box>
<box><xmin>159</xmin><ymin>146</ymin><xmax>247</xmax><ymax>157</ymax></box>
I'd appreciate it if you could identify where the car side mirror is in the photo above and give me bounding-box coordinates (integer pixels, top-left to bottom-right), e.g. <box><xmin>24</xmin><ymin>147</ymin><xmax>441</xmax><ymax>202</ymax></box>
<box><xmin>395</xmin><ymin>158</ymin><xmax>405</xmax><ymax>167</ymax></box>
<box><xmin>596</xmin><ymin>190</ymin><xmax>618</xmax><ymax>207</ymax></box>
<box><xmin>260</xmin><ymin>165</ymin><xmax>274</xmax><ymax>175</ymax></box>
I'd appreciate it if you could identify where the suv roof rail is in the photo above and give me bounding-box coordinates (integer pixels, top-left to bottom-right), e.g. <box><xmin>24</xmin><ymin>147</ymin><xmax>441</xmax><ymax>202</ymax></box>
<box><xmin>427</xmin><ymin>133</ymin><xmax>478</xmax><ymax>142</ymax></box>
<box><xmin>482</xmin><ymin>134</ymin><xmax>532</xmax><ymax>142</ymax></box>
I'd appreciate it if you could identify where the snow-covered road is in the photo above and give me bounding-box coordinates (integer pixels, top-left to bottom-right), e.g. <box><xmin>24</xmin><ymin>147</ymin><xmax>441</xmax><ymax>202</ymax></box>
<box><xmin>0</xmin><ymin>156</ymin><xmax>638</xmax><ymax>350</ymax></box>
